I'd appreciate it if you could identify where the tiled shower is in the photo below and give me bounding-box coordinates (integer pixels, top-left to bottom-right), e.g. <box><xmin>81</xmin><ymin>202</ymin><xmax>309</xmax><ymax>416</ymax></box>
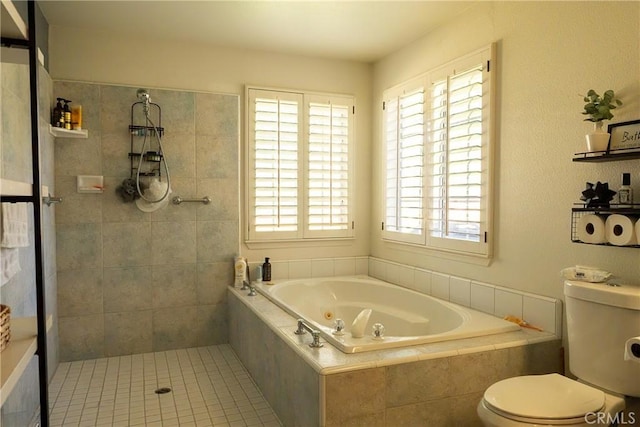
<box><xmin>53</xmin><ymin>82</ymin><xmax>240</xmax><ymax>361</ymax></box>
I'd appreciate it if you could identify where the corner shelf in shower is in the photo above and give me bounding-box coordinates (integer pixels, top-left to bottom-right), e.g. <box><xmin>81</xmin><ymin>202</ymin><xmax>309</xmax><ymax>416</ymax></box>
<box><xmin>48</xmin><ymin>125</ymin><xmax>88</xmax><ymax>139</ymax></box>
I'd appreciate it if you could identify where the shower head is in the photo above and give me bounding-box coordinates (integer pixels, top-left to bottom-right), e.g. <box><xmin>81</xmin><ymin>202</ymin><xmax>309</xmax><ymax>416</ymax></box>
<box><xmin>136</xmin><ymin>88</ymin><xmax>150</xmax><ymax>104</ymax></box>
<box><xmin>137</xmin><ymin>88</ymin><xmax>151</xmax><ymax>114</ymax></box>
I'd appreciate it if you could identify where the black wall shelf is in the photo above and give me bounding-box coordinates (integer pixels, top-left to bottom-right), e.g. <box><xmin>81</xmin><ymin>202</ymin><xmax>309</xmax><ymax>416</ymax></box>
<box><xmin>573</xmin><ymin>149</ymin><xmax>640</xmax><ymax>162</ymax></box>
<box><xmin>571</xmin><ymin>141</ymin><xmax>639</xmax><ymax>248</ymax></box>
<box><xmin>571</xmin><ymin>206</ymin><xmax>640</xmax><ymax>248</ymax></box>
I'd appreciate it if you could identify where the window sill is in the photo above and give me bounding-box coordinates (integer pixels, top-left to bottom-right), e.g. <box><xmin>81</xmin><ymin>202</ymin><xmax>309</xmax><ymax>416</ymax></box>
<box><xmin>381</xmin><ymin>238</ymin><xmax>492</xmax><ymax>266</ymax></box>
<box><xmin>245</xmin><ymin>237</ymin><xmax>355</xmax><ymax>250</ymax></box>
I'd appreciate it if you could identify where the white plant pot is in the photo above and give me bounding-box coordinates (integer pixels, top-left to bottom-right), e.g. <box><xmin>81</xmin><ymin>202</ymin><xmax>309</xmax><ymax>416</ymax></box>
<box><xmin>585</xmin><ymin>122</ymin><xmax>610</xmax><ymax>152</ymax></box>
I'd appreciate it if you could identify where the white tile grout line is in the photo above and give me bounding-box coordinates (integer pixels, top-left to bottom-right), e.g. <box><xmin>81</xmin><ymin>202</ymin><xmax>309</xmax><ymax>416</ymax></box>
<box><xmin>48</xmin><ymin>344</ymin><xmax>282</xmax><ymax>427</ymax></box>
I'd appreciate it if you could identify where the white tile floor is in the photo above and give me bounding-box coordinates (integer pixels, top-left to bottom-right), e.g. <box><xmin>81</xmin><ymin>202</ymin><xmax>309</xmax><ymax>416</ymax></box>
<box><xmin>48</xmin><ymin>345</ymin><xmax>282</xmax><ymax>427</ymax></box>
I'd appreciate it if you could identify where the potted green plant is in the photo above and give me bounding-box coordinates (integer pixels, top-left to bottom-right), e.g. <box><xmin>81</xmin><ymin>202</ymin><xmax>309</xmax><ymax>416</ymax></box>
<box><xmin>582</xmin><ymin>89</ymin><xmax>623</xmax><ymax>152</ymax></box>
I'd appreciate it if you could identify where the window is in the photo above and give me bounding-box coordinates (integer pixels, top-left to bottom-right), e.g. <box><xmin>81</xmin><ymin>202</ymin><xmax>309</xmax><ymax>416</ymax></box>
<box><xmin>247</xmin><ymin>88</ymin><xmax>355</xmax><ymax>242</ymax></box>
<box><xmin>382</xmin><ymin>45</ymin><xmax>495</xmax><ymax>257</ymax></box>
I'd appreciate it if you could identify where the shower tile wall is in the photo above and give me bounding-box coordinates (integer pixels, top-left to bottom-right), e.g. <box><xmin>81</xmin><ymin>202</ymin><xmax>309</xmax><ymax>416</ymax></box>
<box><xmin>54</xmin><ymin>82</ymin><xmax>239</xmax><ymax>361</ymax></box>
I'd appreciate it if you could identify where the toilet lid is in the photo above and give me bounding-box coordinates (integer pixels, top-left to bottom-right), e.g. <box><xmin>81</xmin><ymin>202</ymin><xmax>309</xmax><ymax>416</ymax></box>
<box><xmin>484</xmin><ymin>374</ymin><xmax>605</xmax><ymax>420</ymax></box>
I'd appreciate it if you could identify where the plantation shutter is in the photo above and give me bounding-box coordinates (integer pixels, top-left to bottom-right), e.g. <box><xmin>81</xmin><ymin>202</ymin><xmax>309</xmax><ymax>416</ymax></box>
<box><xmin>248</xmin><ymin>89</ymin><xmax>303</xmax><ymax>240</ymax></box>
<box><xmin>382</xmin><ymin>81</ymin><xmax>426</xmax><ymax>244</ymax></box>
<box><xmin>305</xmin><ymin>95</ymin><xmax>353</xmax><ymax>238</ymax></box>
<box><xmin>380</xmin><ymin>44</ymin><xmax>494</xmax><ymax>256</ymax></box>
<box><xmin>247</xmin><ymin>87</ymin><xmax>355</xmax><ymax>242</ymax></box>
<box><xmin>427</xmin><ymin>46</ymin><xmax>493</xmax><ymax>256</ymax></box>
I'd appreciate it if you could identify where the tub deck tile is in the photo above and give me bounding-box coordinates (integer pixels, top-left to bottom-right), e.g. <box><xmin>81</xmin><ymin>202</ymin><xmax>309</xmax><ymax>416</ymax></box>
<box><xmin>457</xmin><ymin>343</ymin><xmax>496</xmax><ymax>355</ymax></box>
<box><xmin>372</xmin><ymin>348</ymin><xmax>422</xmax><ymax>369</ymax></box>
<box><xmin>278</xmin><ymin>326</ymin><xmax>381</xmax><ymax>375</ymax></box>
<box><xmin>416</xmin><ymin>348</ymin><xmax>459</xmax><ymax>361</ymax></box>
<box><xmin>493</xmin><ymin>338</ymin><xmax>531</xmax><ymax>350</ymax></box>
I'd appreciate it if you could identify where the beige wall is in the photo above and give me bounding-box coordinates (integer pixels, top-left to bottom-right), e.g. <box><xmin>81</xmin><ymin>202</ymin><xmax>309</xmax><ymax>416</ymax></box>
<box><xmin>371</xmin><ymin>1</ymin><xmax>640</xmax><ymax>300</ymax></box>
<box><xmin>48</xmin><ymin>26</ymin><xmax>372</xmax><ymax>263</ymax></box>
<box><xmin>48</xmin><ymin>1</ymin><xmax>639</xmax><ymax>304</ymax></box>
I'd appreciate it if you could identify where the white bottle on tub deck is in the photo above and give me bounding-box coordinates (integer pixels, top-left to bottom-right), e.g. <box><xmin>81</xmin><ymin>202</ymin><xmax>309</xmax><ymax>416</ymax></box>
<box><xmin>234</xmin><ymin>256</ymin><xmax>246</xmax><ymax>287</ymax></box>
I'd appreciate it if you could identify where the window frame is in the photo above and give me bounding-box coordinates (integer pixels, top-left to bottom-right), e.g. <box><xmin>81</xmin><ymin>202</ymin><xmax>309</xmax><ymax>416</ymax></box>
<box><xmin>381</xmin><ymin>44</ymin><xmax>495</xmax><ymax>258</ymax></box>
<box><xmin>245</xmin><ymin>86</ymin><xmax>356</xmax><ymax>243</ymax></box>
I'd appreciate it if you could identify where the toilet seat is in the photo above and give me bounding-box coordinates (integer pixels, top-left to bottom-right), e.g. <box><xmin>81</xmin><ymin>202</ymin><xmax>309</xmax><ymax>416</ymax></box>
<box><xmin>482</xmin><ymin>374</ymin><xmax>605</xmax><ymax>424</ymax></box>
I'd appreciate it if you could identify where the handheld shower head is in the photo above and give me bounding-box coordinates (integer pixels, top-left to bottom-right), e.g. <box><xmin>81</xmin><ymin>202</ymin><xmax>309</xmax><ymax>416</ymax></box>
<box><xmin>136</xmin><ymin>88</ymin><xmax>150</xmax><ymax>102</ymax></box>
<box><xmin>136</xmin><ymin>88</ymin><xmax>151</xmax><ymax>114</ymax></box>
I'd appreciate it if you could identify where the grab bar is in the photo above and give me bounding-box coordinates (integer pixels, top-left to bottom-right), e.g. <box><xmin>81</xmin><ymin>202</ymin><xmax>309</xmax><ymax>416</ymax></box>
<box><xmin>294</xmin><ymin>319</ymin><xmax>324</xmax><ymax>348</ymax></box>
<box><xmin>43</xmin><ymin>194</ymin><xmax>63</xmax><ymax>206</ymax></box>
<box><xmin>172</xmin><ymin>196</ymin><xmax>211</xmax><ymax>205</ymax></box>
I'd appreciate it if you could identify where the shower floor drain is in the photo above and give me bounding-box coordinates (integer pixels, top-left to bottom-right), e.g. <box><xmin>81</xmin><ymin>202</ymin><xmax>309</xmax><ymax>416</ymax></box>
<box><xmin>155</xmin><ymin>387</ymin><xmax>172</xmax><ymax>394</ymax></box>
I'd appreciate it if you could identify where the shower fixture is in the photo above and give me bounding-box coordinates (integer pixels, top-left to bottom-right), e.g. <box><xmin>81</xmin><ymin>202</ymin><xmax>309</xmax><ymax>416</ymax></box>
<box><xmin>133</xmin><ymin>88</ymin><xmax>171</xmax><ymax>208</ymax></box>
<box><xmin>136</xmin><ymin>88</ymin><xmax>151</xmax><ymax>115</ymax></box>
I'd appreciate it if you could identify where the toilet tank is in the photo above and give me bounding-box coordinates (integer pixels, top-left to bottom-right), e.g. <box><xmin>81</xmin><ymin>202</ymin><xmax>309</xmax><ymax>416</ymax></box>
<box><xmin>564</xmin><ymin>280</ymin><xmax>640</xmax><ymax>397</ymax></box>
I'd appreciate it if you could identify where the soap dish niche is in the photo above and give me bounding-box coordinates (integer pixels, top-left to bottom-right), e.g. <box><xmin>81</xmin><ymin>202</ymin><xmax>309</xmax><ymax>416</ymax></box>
<box><xmin>77</xmin><ymin>175</ymin><xmax>104</xmax><ymax>193</ymax></box>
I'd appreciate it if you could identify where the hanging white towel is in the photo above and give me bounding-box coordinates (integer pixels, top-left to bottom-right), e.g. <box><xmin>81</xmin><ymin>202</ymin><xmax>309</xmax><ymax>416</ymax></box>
<box><xmin>1</xmin><ymin>248</ymin><xmax>21</xmax><ymax>285</ymax></box>
<box><xmin>1</xmin><ymin>203</ymin><xmax>29</xmax><ymax>248</ymax></box>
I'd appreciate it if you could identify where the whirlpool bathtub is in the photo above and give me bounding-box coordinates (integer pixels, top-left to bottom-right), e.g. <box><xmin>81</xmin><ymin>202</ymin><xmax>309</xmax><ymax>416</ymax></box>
<box><xmin>254</xmin><ymin>276</ymin><xmax>520</xmax><ymax>353</ymax></box>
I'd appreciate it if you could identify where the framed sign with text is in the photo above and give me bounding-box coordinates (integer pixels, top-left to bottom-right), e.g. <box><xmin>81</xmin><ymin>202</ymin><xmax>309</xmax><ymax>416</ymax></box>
<box><xmin>607</xmin><ymin>119</ymin><xmax>640</xmax><ymax>152</ymax></box>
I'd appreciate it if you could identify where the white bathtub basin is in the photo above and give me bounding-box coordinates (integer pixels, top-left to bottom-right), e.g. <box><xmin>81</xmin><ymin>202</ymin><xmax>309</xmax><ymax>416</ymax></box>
<box><xmin>254</xmin><ymin>275</ymin><xmax>520</xmax><ymax>353</ymax></box>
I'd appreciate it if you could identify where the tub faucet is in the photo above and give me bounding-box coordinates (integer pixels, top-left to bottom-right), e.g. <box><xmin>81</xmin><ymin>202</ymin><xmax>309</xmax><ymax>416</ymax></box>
<box><xmin>241</xmin><ymin>263</ymin><xmax>251</xmax><ymax>290</ymax></box>
<box><xmin>247</xmin><ymin>285</ymin><xmax>256</xmax><ymax>297</ymax></box>
<box><xmin>351</xmin><ymin>308</ymin><xmax>372</xmax><ymax>338</ymax></box>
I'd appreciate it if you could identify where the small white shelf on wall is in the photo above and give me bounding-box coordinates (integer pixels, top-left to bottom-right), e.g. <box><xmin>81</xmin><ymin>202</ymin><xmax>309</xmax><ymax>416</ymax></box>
<box><xmin>0</xmin><ymin>316</ymin><xmax>53</xmax><ymax>407</ymax></box>
<box><xmin>49</xmin><ymin>125</ymin><xmax>88</xmax><ymax>139</ymax></box>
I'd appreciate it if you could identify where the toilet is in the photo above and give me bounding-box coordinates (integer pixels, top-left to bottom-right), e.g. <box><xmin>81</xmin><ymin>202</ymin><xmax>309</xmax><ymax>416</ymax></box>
<box><xmin>478</xmin><ymin>280</ymin><xmax>640</xmax><ymax>426</ymax></box>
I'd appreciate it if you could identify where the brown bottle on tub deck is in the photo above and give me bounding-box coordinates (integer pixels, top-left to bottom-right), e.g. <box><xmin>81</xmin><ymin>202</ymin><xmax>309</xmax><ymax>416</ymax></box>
<box><xmin>262</xmin><ymin>257</ymin><xmax>271</xmax><ymax>282</ymax></box>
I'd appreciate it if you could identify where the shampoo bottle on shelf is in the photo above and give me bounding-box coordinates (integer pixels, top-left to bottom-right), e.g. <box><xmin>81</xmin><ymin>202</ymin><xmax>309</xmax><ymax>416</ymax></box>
<box><xmin>63</xmin><ymin>99</ymin><xmax>72</xmax><ymax>130</ymax></box>
<box><xmin>71</xmin><ymin>104</ymin><xmax>82</xmax><ymax>130</ymax></box>
<box><xmin>618</xmin><ymin>173</ymin><xmax>633</xmax><ymax>207</ymax></box>
<box><xmin>262</xmin><ymin>257</ymin><xmax>271</xmax><ymax>282</ymax></box>
<box><xmin>52</xmin><ymin>98</ymin><xmax>63</xmax><ymax>127</ymax></box>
